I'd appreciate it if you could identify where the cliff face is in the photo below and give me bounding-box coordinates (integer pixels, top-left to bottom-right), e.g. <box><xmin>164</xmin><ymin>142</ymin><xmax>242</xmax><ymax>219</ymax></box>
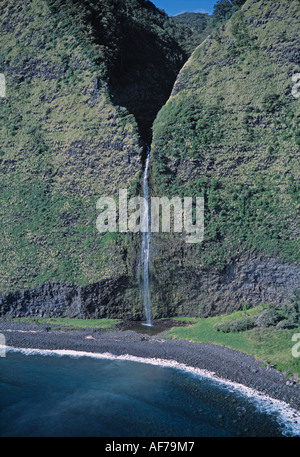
<box><xmin>0</xmin><ymin>0</ymin><xmax>299</xmax><ymax>320</ymax></box>
<box><xmin>0</xmin><ymin>277</ymin><xmax>141</xmax><ymax>319</ymax></box>
<box><xmin>0</xmin><ymin>0</ymin><xmax>187</xmax><ymax>316</ymax></box>
<box><xmin>149</xmin><ymin>0</ymin><xmax>300</xmax><ymax>316</ymax></box>
<box><xmin>149</xmin><ymin>237</ymin><xmax>300</xmax><ymax>317</ymax></box>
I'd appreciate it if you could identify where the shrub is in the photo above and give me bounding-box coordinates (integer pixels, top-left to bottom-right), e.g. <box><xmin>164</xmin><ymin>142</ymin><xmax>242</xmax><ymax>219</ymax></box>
<box><xmin>213</xmin><ymin>0</ymin><xmax>234</xmax><ymax>22</ymax></box>
<box><xmin>216</xmin><ymin>316</ymin><xmax>256</xmax><ymax>333</ymax></box>
<box><xmin>255</xmin><ymin>308</ymin><xmax>283</xmax><ymax>328</ymax></box>
<box><xmin>262</xmin><ymin>93</ymin><xmax>282</xmax><ymax>113</ymax></box>
<box><xmin>281</xmin><ymin>290</ymin><xmax>300</xmax><ymax>326</ymax></box>
<box><xmin>276</xmin><ymin>319</ymin><xmax>297</xmax><ymax>330</ymax></box>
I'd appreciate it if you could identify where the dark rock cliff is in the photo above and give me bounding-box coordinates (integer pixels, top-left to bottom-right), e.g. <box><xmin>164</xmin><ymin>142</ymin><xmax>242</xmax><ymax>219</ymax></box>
<box><xmin>0</xmin><ymin>277</ymin><xmax>141</xmax><ymax>320</ymax></box>
<box><xmin>1</xmin><ymin>251</ymin><xmax>299</xmax><ymax>319</ymax></box>
<box><xmin>150</xmin><ymin>244</ymin><xmax>300</xmax><ymax>318</ymax></box>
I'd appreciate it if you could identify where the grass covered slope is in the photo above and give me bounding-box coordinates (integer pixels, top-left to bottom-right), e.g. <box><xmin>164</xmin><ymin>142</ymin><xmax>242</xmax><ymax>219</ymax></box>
<box><xmin>0</xmin><ymin>0</ymin><xmax>188</xmax><ymax>296</ymax></box>
<box><xmin>151</xmin><ymin>0</ymin><xmax>300</xmax><ymax>271</ymax></box>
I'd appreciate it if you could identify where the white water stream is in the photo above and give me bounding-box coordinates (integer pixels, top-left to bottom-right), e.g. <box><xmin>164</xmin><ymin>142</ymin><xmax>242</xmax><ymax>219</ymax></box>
<box><xmin>140</xmin><ymin>147</ymin><xmax>152</xmax><ymax>326</ymax></box>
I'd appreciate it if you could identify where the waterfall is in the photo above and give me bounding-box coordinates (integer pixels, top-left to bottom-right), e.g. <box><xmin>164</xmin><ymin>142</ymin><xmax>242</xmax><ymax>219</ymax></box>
<box><xmin>140</xmin><ymin>146</ymin><xmax>152</xmax><ymax>326</ymax></box>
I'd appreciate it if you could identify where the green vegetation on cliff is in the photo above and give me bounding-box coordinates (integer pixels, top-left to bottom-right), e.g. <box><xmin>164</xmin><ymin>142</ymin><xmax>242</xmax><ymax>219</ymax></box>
<box><xmin>151</xmin><ymin>0</ymin><xmax>300</xmax><ymax>272</ymax></box>
<box><xmin>0</xmin><ymin>0</ymin><xmax>299</xmax><ymax>321</ymax></box>
<box><xmin>171</xmin><ymin>13</ymin><xmax>214</xmax><ymax>55</ymax></box>
<box><xmin>0</xmin><ymin>0</ymin><xmax>189</xmax><ymax>294</ymax></box>
<box><xmin>45</xmin><ymin>0</ymin><xmax>189</xmax><ymax>142</ymax></box>
<box><xmin>213</xmin><ymin>0</ymin><xmax>247</xmax><ymax>23</ymax></box>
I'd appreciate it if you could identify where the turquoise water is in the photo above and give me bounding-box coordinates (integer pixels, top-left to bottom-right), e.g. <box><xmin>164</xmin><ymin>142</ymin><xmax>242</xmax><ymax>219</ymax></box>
<box><xmin>0</xmin><ymin>351</ymin><xmax>292</xmax><ymax>437</ymax></box>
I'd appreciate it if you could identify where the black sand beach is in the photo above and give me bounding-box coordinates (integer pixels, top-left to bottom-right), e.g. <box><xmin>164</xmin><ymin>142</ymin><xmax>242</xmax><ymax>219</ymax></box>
<box><xmin>1</xmin><ymin>319</ymin><xmax>300</xmax><ymax>418</ymax></box>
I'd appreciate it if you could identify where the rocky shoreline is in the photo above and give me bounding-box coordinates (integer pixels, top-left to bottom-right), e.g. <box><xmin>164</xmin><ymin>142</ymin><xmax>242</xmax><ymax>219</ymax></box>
<box><xmin>1</xmin><ymin>319</ymin><xmax>300</xmax><ymax>423</ymax></box>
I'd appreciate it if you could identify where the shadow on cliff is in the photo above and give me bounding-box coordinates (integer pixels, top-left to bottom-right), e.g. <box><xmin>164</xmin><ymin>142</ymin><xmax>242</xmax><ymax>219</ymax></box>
<box><xmin>86</xmin><ymin>1</ymin><xmax>187</xmax><ymax>149</ymax></box>
<box><xmin>108</xmin><ymin>24</ymin><xmax>187</xmax><ymax>148</ymax></box>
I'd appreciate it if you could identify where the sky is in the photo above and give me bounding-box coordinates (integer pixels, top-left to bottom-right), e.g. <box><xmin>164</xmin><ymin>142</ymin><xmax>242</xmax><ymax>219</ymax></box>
<box><xmin>152</xmin><ymin>0</ymin><xmax>216</xmax><ymax>16</ymax></box>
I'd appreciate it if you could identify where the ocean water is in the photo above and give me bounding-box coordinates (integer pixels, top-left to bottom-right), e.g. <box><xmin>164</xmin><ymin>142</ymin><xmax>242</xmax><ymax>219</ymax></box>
<box><xmin>0</xmin><ymin>350</ymin><xmax>299</xmax><ymax>437</ymax></box>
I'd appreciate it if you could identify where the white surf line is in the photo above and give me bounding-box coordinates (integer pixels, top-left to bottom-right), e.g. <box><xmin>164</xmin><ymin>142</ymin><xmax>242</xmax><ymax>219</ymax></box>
<box><xmin>4</xmin><ymin>329</ymin><xmax>42</xmax><ymax>333</ymax></box>
<box><xmin>3</xmin><ymin>345</ymin><xmax>300</xmax><ymax>437</ymax></box>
